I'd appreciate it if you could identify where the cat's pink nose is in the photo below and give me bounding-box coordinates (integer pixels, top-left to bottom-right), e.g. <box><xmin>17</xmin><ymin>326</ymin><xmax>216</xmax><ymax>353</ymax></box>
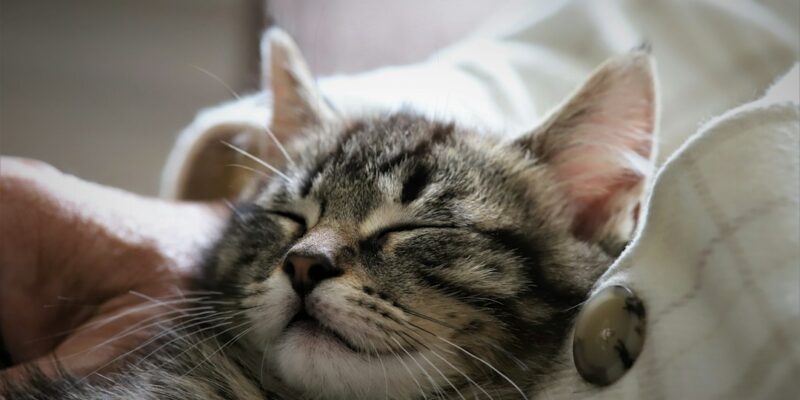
<box><xmin>283</xmin><ymin>252</ymin><xmax>342</xmax><ymax>296</ymax></box>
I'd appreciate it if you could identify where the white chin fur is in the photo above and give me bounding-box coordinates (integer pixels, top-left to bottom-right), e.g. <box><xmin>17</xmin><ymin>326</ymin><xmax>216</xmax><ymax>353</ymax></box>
<box><xmin>271</xmin><ymin>332</ymin><xmax>443</xmax><ymax>400</ymax></box>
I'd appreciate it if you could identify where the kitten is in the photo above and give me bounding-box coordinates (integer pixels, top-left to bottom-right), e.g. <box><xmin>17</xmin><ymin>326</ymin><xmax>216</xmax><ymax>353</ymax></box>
<box><xmin>2</xmin><ymin>29</ymin><xmax>656</xmax><ymax>399</ymax></box>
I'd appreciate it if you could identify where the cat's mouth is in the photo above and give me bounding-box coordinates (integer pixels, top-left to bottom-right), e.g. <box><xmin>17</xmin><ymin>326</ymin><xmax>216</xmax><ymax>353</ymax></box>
<box><xmin>285</xmin><ymin>309</ymin><xmax>367</xmax><ymax>354</ymax></box>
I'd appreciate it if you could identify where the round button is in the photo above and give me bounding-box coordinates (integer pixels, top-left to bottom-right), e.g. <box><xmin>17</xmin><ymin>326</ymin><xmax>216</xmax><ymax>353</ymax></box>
<box><xmin>573</xmin><ymin>285</ymin><xmax>646</xmax><ymax>386</ymax></box>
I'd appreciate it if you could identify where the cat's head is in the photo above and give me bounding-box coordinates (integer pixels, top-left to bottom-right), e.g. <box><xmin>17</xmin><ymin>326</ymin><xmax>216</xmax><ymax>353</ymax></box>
<box><xmin>203</xmin><ymin>29</ymin><xmax>656</xmax><ymax>399</ymax></box>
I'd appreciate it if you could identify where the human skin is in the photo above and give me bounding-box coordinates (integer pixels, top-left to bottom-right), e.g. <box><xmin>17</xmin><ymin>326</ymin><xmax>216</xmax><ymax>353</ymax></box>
<box><xmin>0</xmin><ymin>157</ymin><xmax>226</xmax><ymax>385</ymax></box>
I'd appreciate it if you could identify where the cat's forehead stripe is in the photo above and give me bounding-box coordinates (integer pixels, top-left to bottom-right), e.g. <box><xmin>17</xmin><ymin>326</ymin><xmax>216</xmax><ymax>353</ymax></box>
<box><xmin>400</xmin><ymin>164</ymin><xmax>430</xmax><ymax>204</ymax></box>
<box><xmin>300</xmin><ymin>121</ymin><xmax>365</xmax><ymax>198</ymax></box>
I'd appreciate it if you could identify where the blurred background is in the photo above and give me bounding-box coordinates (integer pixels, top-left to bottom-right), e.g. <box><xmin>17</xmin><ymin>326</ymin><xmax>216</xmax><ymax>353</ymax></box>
<box><xmin>0</xmin><ymin>0</ymin><xmax>507</xmax><ymax>195</ymax></box>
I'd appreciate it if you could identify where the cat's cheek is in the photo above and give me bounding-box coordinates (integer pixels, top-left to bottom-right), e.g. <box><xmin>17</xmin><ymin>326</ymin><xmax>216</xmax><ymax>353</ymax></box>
<box><xmin>241</xmin><ymin>272</ymin><xmax>300</xmax><ymax>348</ymax></box>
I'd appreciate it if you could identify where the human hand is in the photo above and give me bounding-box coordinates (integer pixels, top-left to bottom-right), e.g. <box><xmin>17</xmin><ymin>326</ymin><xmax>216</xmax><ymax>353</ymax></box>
<box><xmin>0</xmin><ymin>157</ymin><xmax>226</xmax><ymax>384</ymax></box>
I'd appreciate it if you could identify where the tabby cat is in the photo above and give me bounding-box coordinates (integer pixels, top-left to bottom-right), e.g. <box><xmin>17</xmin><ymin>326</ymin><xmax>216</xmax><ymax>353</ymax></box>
<box><xmin>3</xmin><ymin>29</ymin><xmax>656</xmax><ymax>399</ymax></box>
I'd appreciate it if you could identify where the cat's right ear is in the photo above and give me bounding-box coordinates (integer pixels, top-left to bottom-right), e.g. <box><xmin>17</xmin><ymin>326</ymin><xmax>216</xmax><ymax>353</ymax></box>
<box><xmin>513</xmin><ymin>52</ymin><xmax>657</xmax><ymax>253</ymax></box>
<box><xmin>262</xmin><ymin>28</ymin><xmax>335</xmax><ymax>140</ymax></box>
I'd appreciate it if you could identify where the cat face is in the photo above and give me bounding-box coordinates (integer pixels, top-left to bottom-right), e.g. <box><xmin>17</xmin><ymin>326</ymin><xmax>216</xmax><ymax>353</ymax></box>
<box><xmin>202</xmin><ymin>29</ymin><xmax>656</xmax><ymax>399</ymax></box>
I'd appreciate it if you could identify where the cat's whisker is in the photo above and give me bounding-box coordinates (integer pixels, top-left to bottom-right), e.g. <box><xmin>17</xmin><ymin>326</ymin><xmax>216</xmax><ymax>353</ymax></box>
<box><xmin>390</xmin><ymin>336</ymin><xmax>442</xmax><ymax>399</ymax></box>
<box><xmin>388</xmin><ymin>331</ymin><xmax>461</xmax><ymax>397</ymax></box>
<box><xmin>413</xmin><ymin>311</ymin><xmax>529</xmax><ymax>372</ymax></box>
<box><xmin>435</xmin><ymin>336</ymin><xmax>528</xmax><ymax>400</ymax></box>
<box><xmin>386</xmin><ymin>327</ymin><xmax>478</xmax><ymax>399</ymax></box>
<box><xmin>395</xmin><ymin>329</ymin><xmax>433</xmax><ymax>353</ymax></box>
<box><xmin>56</xmin><ymin>308</ymin><xmax>218</xmax><ymax>362</ymax></box>
<box><xmin>382</xmin><ymin>339</ymin><xmax>428</xmax><ymax>400</ymax></box>
<box><xmin>405</xmin><ymin>332</ymin><xmax>494</xmax><ymax>400</ymax></box>
<box><xmin>390</xmin><ymin>307</ymin><xmax>527</xmax><ymax>399</ymax></box>
<box><xmin>128</xmin><ymin>290</ymin><xmax>233</xmax><ymax>310</ymax></box>
<box><xmin>400</xmin><ymin>306</ymin><xmax>530</xmax><ymax>371</ymax></box>
<box><xmin>400</xmin><ymin>308</ymin><xmax>461</xmax><ymax>332</ymax></box>
<box><xmin>111</xmin><ymin>306</ymin><xmax>209</xmax><ymax>331</ymax></box>
<box><xmin>399</xmin><ymin>320</ymin><xmax>520</xmax><ymax>399</ymax></box>
<box><xmin>559</xmin><ymin>299</ymin><xmax>589</xmax><ymax>313</ymax></box>
<box><xmin>368</xmin><ymin>342</ymin><xmax>390</xmax><ymax>400</ymax></box>
<box><xmin>77</xmin><ymin>311</ymin><xmax>237</xmax><ymax>383</ymax></box>
<box><xmin>259</xmin><ymin>126</ymin><xmax>297</xmax><ymax>168</ymax></box>
<box><xmin>105</xmin><ymin>307</ymin><xmax>215</xmax><ymax>340</ymax></box>
<box><xmin>221</xmin><ymin>141</ymin><xmax>290</xmax><ymax>181</ymax></box>
<box><xmin>416</xmin><ymin>347</ymin><xmax>465</xmax><ymax>400</ymax></box>
<box><xmin>93</xmin><ymin>372</ymin><xmax>114</xmax><ymax>384</ymax></box>
<box><xmin>390</xmin><ymin>333</ymin><xmax>456</xmax><ymax>400</ymax></box>
<box><xmin>225</xmin><ymin>163</ymin><xmax>273</xmax><ymax>179</ymax></box>
<box><xmin>149</xmin><ymin>307</ymin><xmax>254</xmax><ymax>363</ymax></box>
<box><xmin>28</xmin><ymin>296</ymin><xmax>220</xmax><ymax>342</ymax></box>
<box><xmin>167</xmin><ymin>290</ymin><xmax>225</xmax><ymax>296</ymax></box>
<box><xmin>123</xmin><ymin>290</ymin><xmax>225</xmax><ymax>303</ymax></box>
<box><xmin>180</xmin><ymin>322</ymin><xmax>255</xmax><ymax>377</ymax></box>
<box><xmin>189</xmin><ymin>64</ymin><xmax>241</xmax><ymax>100</ymax></box>
<box><xmin>223</xmin><ymin>199</ymin><xmax>247</xmax><ymax>222</ymax></box>
<box><xmin>129</xmin><ymin>290</ymin><xmax>187</xmax><ymax>312</ymax></box>
<box><xmin>131</xmin><ymin>315</ymin><xmax>238</xmax><ymax>367</ymax></box>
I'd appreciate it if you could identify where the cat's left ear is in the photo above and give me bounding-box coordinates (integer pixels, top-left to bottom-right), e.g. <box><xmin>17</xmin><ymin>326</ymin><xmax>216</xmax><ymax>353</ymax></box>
<box><xmin>262</xmin><ymin>28</ymin><xmax>336</xmax><ymax>140</ymax></box>
<box><xmin>516</xmin><ymin>52</ymin><xmax>658</xmax><ymax>252</ymax></box>
<box><xmin>159</xmin><ymin>29</ymin><xmax>331</xmax><ymax>201</ymax></box>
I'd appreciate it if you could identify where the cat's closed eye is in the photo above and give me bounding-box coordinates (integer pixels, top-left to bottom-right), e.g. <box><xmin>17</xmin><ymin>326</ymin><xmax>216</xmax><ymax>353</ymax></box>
<box><xmin>265</xmin><ymin>209</ymin><xmax>307</xmax><ymax>233</ymax></box>
<box><xmin>371</xmin><ymin>223</ymin><xmax>461</xmax><ymax>246</ymax></box>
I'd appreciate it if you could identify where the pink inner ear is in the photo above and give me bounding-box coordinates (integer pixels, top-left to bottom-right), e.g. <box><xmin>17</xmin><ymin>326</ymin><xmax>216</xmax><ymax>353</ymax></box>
<box><xmin>568</xmin><ymin>172</ymin><xmax>644</xmax><ymax>241</ymax></box>
<box><xmin>549</xmin><ymin>71</ymin><xmax>655</xmax><ymax>241</ymax></box>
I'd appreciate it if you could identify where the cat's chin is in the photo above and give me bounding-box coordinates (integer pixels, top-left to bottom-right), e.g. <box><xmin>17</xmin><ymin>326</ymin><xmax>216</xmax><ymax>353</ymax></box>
<box><xmin>271</xmin><ymin>324</ymin><xmax>441</xmax><ymax>399</ymax></box>
<box><xmin>282</xmin><ymin>316</ymin><xmax>363</xmax><ymax>354</ymax></box>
